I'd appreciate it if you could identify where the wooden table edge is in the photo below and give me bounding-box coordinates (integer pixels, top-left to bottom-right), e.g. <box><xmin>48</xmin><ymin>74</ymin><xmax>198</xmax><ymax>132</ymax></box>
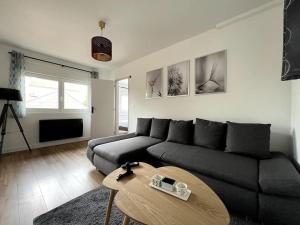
<box><xmin>115</xmin><ymin>165</ymin><xmax>230</xmax><ymax>225</ymax></box>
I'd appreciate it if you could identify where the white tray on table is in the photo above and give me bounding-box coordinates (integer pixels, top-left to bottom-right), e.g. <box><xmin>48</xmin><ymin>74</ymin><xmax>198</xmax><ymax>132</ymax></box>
<box><xmin>149</xmin><ymin>182</ymin><xmax>191</xmax><ymax>201</ymax></box>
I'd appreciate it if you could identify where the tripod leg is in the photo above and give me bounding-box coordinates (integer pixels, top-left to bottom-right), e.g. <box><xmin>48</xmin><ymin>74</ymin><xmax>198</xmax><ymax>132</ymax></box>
<box><xmin>0</xmin><ymin>104</ymin><xmax>8</xmax><ymax>129</ymax></box>
<box><xmin>0</xmin><ymin>104</ymin><xmax>9</xmax><ymax>154</ymax></box>
<box><xmin>8</xmin><ymin>104</ymin><xmax>31</xmax><ymax>151</ymax></box>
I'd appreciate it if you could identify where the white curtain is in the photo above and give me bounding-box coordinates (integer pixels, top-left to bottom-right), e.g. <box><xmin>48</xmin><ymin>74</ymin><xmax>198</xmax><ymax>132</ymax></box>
<box><xmin>9</xmin><ymin>51</ymin><xmax>26</xmax><ymax>118</ymax></box>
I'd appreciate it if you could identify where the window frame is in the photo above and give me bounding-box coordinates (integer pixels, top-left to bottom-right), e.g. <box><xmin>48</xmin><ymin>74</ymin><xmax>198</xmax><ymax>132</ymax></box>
<box><xmin>24</xmin><ymin>71</ymin><xmax>91</xmax><ymax>114</ymax></box>
<box><xmin>62</xmin><ymin>78</ymin><xmax>91</xmax><ymax>113</ymax></box>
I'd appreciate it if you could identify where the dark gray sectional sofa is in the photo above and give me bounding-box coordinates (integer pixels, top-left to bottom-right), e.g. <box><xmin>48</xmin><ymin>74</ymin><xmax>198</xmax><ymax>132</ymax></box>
<box><xmin>87</xmin><ymin>118</ymin><xmax>300</xmax><ymax>225</ymax></box>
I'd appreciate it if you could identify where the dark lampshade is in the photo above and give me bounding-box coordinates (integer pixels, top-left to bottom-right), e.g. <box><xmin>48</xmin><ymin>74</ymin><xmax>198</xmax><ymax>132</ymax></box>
<box><xmin>0</xmin><ymin>88</ymin><xmax>22</xmax><ymax>101</ymax></box>
<box><xmin>91</xmin><ymin>36</ymin><xmax>112</xmax><ymax>61</ymax></box>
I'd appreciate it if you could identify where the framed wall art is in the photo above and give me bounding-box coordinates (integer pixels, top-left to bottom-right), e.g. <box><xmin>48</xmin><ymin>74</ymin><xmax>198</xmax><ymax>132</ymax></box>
<box><xmin>146</xmin><ymin>68</ymin><xmax>163</xmax><ymax>98</ymax></box>
<box><xmin>195</xmin><ymin>50</ymin><xmax>226</xmax><ymax>94</ymax></box>
<box><xmin>167</xmin><ymin>60</ymin><xmax>190</xmax><ymax>97</ymax></box>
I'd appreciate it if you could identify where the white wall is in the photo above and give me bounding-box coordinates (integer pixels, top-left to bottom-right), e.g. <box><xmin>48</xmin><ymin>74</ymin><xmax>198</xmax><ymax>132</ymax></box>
<box><xmin>0</xmin><ymin>43</ymin><xmax>114</xmax><ymax>153</ymax></box>
<box><xmin>114</xmin><ymin>4</ymin><xmax>292</xmax><ymax>155</ymax></box>
<box><xmin>291</xmin><ymin>81</ymin><xmax>300</xmax><ymax>163</ymax></box>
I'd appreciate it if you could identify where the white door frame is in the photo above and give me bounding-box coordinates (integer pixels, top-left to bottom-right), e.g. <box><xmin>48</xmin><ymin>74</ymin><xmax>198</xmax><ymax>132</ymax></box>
<box><xmin>114</xmin><ymin>76</ymin><xmax>130</xmax><ymax>134</ymax></box>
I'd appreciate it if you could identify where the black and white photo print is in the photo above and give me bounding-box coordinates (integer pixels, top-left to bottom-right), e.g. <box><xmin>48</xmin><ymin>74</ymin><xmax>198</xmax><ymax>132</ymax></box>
<box><xmin>167</xmin><ymin>60</ymin><xmax>190</xmax><ymax>97</ymax></box>
<box><xmin>195</xmin><ymin>50</ymin><xmax>226</xmax><ymax>94</ymax></box>
<box><xmin>146</xmin><ymin>68</ymin><xmax>163</xmax><ymax>98</ymax></box>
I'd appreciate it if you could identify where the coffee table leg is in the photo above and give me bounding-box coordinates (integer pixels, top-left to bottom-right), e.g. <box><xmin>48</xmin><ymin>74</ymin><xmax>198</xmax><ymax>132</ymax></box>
<box><xmin>104</xmin><ymin>189</ymin><xmax>116</xmax><ymax>225</ymax></box>
<box><xmin>122</xmin><ymin>215</ymin><xmax>130</xmax><ymax>225</ymax></box>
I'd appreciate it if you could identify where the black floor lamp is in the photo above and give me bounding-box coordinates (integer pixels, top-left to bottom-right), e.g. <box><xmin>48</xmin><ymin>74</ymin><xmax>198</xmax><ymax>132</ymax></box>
<box><xmin>0</xmin><ymin>88</ymin><xmax>31</xmax><ymax>154</ymax></box>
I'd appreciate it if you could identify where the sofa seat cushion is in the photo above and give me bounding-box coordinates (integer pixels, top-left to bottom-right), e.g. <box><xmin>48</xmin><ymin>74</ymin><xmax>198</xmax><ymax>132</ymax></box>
<box><xmin>88</xmin><ymin>133</ymin><xmax>136</xmax><ymax>149</ymax></box>
<box><xmin>259</xmin><ymin>152</ymin><xmax>300</xmax><ymax>197</ymax></box>
<box><xmin>147</xmin><ymin>142</ymin><xmax>258</xmax><ymax>191</ymax></box>
<box><xmin>93</xmin><ymin>136</ymin><xmax>162</xmax><ymax>164</ymax></box>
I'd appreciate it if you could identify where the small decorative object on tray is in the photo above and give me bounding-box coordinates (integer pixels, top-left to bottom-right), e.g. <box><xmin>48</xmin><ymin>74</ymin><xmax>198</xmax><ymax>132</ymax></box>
<box><xmin>151</xmin><ymin>174</ymin><xmax>164</xmax><ymax>187</ymax></box>
<box><xmin>161</xmin><ymin>177</ymin><xmax>176</xmax><ymax>192</ymax></box>
<box><xmin>150</xmin><ymin>174</ymin><xmax>191</xmax><ymax>201</ymax></box>
<box><xmin>175</xmin><ymin>182</ymin><xmax>188</xmax><ymax>196</ymax></box>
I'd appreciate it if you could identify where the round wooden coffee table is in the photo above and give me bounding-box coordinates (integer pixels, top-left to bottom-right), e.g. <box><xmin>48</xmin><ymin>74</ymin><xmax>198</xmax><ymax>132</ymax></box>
<box><xmin>102</xmin><ymin>162</ymin><xmax>156</xmax><ymax>225</ymax></box>
<box><xmin>114</xmin><ymin>166</ymin><xmax>230</xmax><ymax>225</ymax></box>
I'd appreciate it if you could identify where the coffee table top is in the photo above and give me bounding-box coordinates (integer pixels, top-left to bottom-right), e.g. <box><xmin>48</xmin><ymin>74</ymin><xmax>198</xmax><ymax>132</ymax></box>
<box><xmin>115</xmin><ymin>166</ymin><xmax>230</xmax><ymax>225</ymax></box>
<box><xmin>102</xmin><ymin>162</ymin><xmax>155</xmax><ymax>191</ymax></box>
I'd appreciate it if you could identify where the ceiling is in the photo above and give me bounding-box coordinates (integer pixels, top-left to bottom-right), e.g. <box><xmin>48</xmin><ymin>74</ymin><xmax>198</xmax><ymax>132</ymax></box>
<box><xmin>0</xmin><ymin>0</ymin><xmax>273</xmax><ymax>69</ymax></box>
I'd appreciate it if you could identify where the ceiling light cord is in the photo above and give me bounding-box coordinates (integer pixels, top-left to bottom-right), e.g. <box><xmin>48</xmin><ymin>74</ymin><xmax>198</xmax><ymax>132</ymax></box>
<box><xmin>99</xmin><ymin>20</ymin><xmax>105</xmax><ymax>36</ymax></box>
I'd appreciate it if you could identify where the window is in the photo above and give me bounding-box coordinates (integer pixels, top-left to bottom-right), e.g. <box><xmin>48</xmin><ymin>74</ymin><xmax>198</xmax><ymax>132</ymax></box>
<box><xmin>25</xmin><ymin>76</ymin><xmax>59</xmax><ymax>109</ymax></box>
<box><xmin>24</xmin><ymin>73</ymin><xmax>90</xmax><ymax>112</ymax></box>
<box><xmin>64</xmin><ymin>82</ymin><xmax>88</xmax><ymax>109</ymax></box>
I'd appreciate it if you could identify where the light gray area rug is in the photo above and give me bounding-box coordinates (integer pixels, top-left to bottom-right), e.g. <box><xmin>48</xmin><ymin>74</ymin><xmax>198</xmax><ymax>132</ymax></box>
<box><xmin>33</xmin><ymin>186</ymin><xmax>255</xmax><ymax>225</ymax></box>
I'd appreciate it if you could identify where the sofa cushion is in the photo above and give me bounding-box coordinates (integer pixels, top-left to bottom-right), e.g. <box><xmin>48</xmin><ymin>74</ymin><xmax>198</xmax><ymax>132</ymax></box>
<box><xmin>147</xmin><ymin>142</ymin><xmax>258</xmax><ymax>191</ymax></box>
<box><xmin>259</xmin><ymin>152</ymin><xmax>300</xmax><ymax>197</ymax></box>
<box><xmin>86</xmin><ymin>147</ymin><xmax>95</xmax><ymax>163</ymax></box>
<box><xmin>88</xmin><ymin>133</ymin><xmax>137</xmax><ymax>149</ymax></box>
<box><xmin>166</xmin><ymin>120</ymin><xmax>193</xmax><ymax>145</ymax></box>
<box><xmin>259</xmin><ymin>193</ymin><xmax>300</xmax><ymax>225</ymax></box>
<box><xmin>225</xmin><ymin>121</ymin><xmax>271</xmax><ymax>159</ymax></box>
<box><xmin>136</xmin><ymin>118</ymin><xmax>152</xmax><ymax>136</ymax></box>
<box><xmin>194</xmin><ymin>118</ymin><xmax>227</xmax><ymax>150</ymax></box>
<box><xmin>93</xmin><ymin>136</ymin><xmax>161</xmax><ymax>164</ymax></box>
<box><xmin>150</xmin><ymin>118</ymin><xmax>170</xmax><ymax>140</ymax></box>
<box><xmin>195</xmin><ymin>173</ymin><xmax>258</xmax><ymax>219</ymax></box>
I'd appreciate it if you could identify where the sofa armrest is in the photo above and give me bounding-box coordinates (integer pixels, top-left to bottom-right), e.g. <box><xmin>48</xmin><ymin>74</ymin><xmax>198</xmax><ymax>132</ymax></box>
<box><xmin>292</xmin><ymin>159</ymin><xmax>300</xmax><ymax>174</ymax></box>
<box><xmin>259</xmin><ymin>152</ymin><xmax>300</xmax><ymax>197</ymax></box>
<box><xmin>88</xmin><ymin>133</ymin><xmax>137</xmax><ymax>149</ymax></box>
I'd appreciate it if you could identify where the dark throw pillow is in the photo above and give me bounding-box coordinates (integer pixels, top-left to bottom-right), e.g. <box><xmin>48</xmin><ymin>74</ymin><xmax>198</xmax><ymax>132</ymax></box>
<box><xmin>194</xmin><ymin>118</ymin><xmax>227</xmax><ymax>150</ymax></box>
<box><xmin>150</xmin><ymin>118</ymin><xmax>171</xmax><ymax>140</ymax></box>
<box><xmin>167</xmin><ymin>120</ymin><xmax>193</xmax><ymax>145</ymax></box>
<box><xmin>225</xmin><ymin>121</ymin><xmax>271</xmax><ymax>159</ymax></box>
<box><xmin>136</xmin><ymin>118</ymin><xmax>152</xmax><ymax>136</ymax></box>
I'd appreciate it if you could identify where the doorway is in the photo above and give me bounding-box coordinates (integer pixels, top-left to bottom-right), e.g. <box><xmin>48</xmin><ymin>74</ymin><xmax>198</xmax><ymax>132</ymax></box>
<box><xmin>91</xmin><ymin>79</ymin><xmax>114</xmax><ymax>139</ymax></box>
<box><xmin>115</xmin><ymin>78</ymin><xmax>129</xmax><ymax>134</ymax></box>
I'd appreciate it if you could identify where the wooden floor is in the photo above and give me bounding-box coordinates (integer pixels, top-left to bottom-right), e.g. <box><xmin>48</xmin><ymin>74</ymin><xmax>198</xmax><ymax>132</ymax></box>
<box><xmin>0</xmin><ymin>141</ymin><xmax>105</xmax><ymax>225</ymax></box>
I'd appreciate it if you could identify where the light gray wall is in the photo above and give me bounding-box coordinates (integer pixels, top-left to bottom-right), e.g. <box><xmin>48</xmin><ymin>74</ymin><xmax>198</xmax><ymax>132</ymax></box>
<box><xmin>114</xmin><ymin>4</ymin><xmax>293</xmax><ymax>156</ymax></box>
<box><xmin>291</xmin><ymin>80</ymin><xmax>300</xmax><ymax>163</ymax></box>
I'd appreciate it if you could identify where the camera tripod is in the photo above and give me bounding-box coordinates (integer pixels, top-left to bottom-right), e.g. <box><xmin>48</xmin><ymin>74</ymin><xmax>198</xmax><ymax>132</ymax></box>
<box><xmin>0</xmin><ymin>101</ymin><xmax>31</xmax><ymax>154</ymax></box>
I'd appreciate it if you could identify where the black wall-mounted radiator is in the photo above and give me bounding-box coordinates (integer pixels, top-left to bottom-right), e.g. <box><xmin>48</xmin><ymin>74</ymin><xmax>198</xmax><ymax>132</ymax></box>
<box><xmin>39</xmin><ymin>119</ymin><xmax>83</xmax><ymax>142</ymax></box>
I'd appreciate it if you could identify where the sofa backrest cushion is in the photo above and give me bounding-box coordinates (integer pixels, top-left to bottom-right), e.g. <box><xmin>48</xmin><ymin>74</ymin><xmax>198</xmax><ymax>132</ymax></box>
<box><xmin>166</xmin><ymin>120</ymin><xmax>193</xmax><ymax>145</ymax></box>
<box><xmin>150</xmin><ymin>118</ymin><xmax>171</xmax><ymax>140</ymax></box>
<box><xmin>194</xmin><ymin>118</ymin><xmax>227</xmax><ymax>150</ymax></box>
<box><xmin>225</xmin><ymin>121</ymin><xmax>271</xmax><ymax>159</ymax></box>
<box><xmin>136</xmin><ymin>118</ymin><xmax>152</xmax><ymax>136</ymax></box>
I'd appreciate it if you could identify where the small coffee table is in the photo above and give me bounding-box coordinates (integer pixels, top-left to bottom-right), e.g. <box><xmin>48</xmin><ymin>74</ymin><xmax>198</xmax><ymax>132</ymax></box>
<box><xmin>102</xmin><ymin>162</ymin><xmax>156</xmax><ymax>225</ymax></box>
<box><xmin>114</xmin><ymin>166</ymin><xmax>230</xmax><ymax>225</ymax></box>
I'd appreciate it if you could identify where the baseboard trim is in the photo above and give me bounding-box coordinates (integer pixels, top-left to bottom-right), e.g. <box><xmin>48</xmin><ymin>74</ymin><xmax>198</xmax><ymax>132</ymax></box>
<box><xmin>2</xmin><ymin>137</ymin><xmax>90</xmax><ymax>154</ymax></box>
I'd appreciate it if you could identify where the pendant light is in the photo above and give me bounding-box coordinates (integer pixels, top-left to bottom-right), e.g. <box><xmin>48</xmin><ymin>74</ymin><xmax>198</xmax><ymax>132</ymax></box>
<box><xmin>91</xmin><ymin>20</ymin><xmax>112</xmax><ymax>61</ymax></box>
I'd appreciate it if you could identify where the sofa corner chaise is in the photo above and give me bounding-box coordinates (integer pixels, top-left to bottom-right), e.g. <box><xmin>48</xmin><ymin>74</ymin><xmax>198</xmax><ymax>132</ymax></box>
<box><xmin>87</xmin><ymin>118</ymin><xmax>300</xmax><ymax>225</ymax></box>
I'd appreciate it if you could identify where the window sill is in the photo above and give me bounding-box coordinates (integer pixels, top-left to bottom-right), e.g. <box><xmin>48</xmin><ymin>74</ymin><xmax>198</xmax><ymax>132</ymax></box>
<box><xmin>26</xmin><ymin>109</ymin><xmax>90</xmax><ymax>114</ymax></box>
